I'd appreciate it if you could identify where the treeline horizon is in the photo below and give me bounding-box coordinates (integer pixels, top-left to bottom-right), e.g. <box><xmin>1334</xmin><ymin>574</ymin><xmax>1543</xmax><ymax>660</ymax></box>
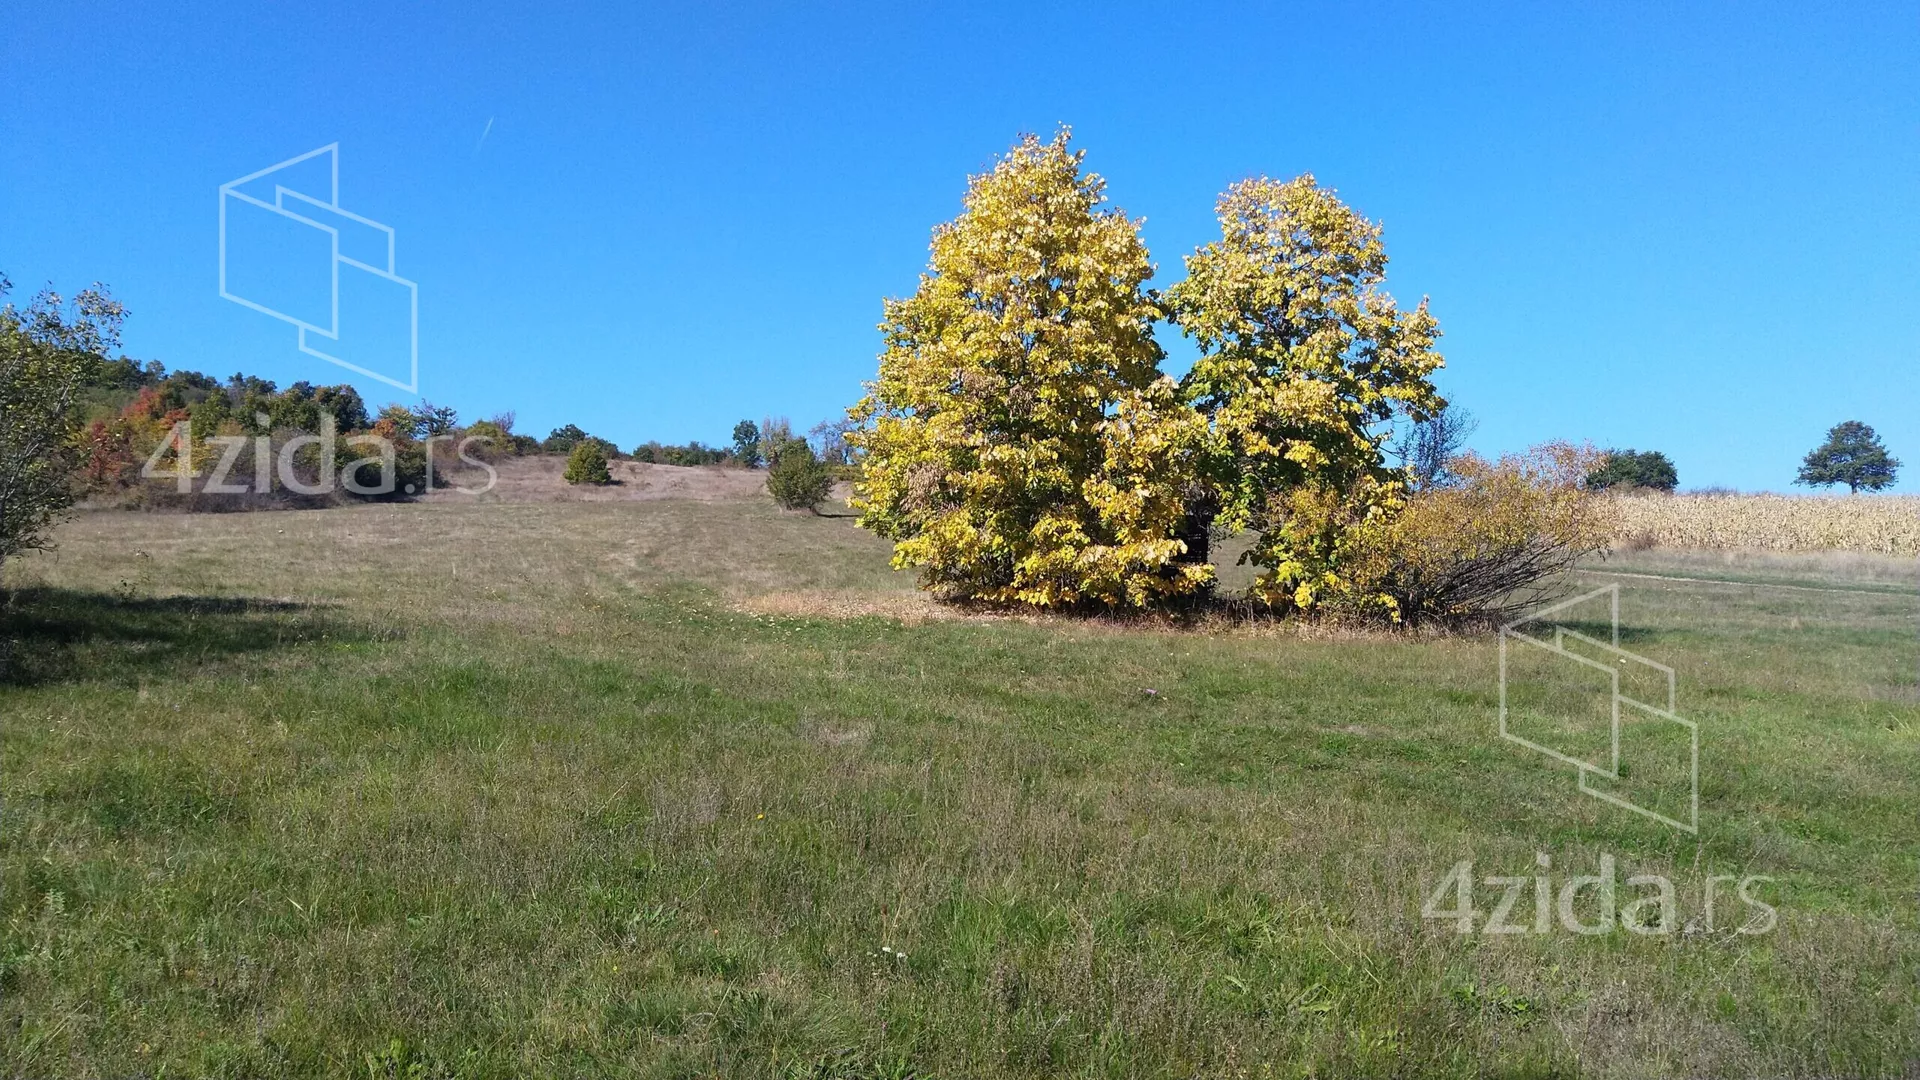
<box><xmin>77</xmin><ymin>353</ymin><xmax>855</xmax><ymax>475</ymax></box>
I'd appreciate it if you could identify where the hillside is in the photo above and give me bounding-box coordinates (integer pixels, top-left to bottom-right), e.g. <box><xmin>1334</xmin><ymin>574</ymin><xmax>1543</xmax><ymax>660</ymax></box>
<box><xmin>423</xmin><ymin>456</ymin><xmax>778</xmax><ymax>503</ymax></box>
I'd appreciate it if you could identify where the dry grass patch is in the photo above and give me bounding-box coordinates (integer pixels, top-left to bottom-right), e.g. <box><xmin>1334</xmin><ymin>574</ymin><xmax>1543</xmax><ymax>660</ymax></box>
<box><xmin>734</xmin><ymin>589</ymin><xmax>956</xmax><ymax>624</ymax></box>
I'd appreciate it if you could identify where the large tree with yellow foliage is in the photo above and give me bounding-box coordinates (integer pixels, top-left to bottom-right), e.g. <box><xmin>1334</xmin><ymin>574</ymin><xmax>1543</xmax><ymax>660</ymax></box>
<box><xmin>848</xmin><ymin>132</ymin><xmax>1210</xmax><ymax>608</ymax></box>
<box><xmin>1166</xmin><ymin>176</ymin><xmax>1446</xmax><ymax>612</ymax></box>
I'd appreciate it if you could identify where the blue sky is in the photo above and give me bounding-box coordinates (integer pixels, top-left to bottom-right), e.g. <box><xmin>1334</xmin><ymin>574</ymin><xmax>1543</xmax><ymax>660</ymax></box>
<box><xmin>4</xmin><ymin>1</ymin><xmax>1915</xmax><ymax>492</ymax></box>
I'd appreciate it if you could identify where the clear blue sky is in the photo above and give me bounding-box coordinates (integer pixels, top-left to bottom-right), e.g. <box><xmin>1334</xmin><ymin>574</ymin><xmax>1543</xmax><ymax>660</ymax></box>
<box><xmin>4</xmin><ymin>1</ymin><xmax>1915</xmax><ymax>492</ymax></box>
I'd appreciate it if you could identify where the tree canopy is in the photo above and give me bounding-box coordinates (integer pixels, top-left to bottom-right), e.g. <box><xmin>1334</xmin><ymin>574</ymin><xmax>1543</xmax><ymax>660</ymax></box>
<box><xmin>0</xmin><ymin>277</ymin><xmax>125</xmax><ymax>566</ymax></box>
<box><xmin>1797</xmin><ymin>421</ymin><xmax>1900</xmax><ymax>493</ymax></box>
<box><xmin>1587</xmin><ymin>449</ymin><xmax>1678</xmax><ymax>492</ymax></box>
<box><xmin>1166</xmin><ymin>175</ymin><xmax>1445</xmax><ymax>609</ymax></box>
<box><xmin>849</xmin><ymin>130</ymin><xmax>1209</xmax><ymax>608</ymax></box>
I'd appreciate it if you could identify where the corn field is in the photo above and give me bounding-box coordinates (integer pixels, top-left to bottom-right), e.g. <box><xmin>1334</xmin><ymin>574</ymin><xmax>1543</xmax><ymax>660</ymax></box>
<box><xmin>1608</xmin><ymin>493</ymin><xmax>1920</xmax><ymax>556</ymax></box>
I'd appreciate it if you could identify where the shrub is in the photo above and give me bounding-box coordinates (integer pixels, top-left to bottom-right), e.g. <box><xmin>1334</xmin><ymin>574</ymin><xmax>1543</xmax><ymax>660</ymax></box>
<box><xmin>1320</xmin><ymin>444</ymin><xmax>1612</xmax><ymax>625</ymax></box>
<box><xmin>563</xmin><ymin>440</ymin><xmax>612</xmax><ymax>485</ymax></box>
<box><xmin>1587</xmin><ymin>449</ymin><xmax>1678</xmax><ymax>492</ymax></box>
<box><xmin>477</xmin><ymin>413</ymin><xmax>540</xmax><ymax>456</ymax></box>
<box><xmin>459</xmin><ymin>419</ymin><xmax>514</xmax><ymax>460</ymax></box>
<box><xmin>766</xmin><ymin>438</ymin><xmax>832</xmax><ymax>511</ymax></box>
<box><xmin>349</xmin><ymin>412</ymin><xmax>431</xmax><ymax>498</ymax></box>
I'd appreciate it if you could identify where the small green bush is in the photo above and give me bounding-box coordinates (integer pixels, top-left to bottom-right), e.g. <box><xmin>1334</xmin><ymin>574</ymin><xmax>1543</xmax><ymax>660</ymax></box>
<box><xmin>766</xmin><ymin>439</ymin><xmax>832</xmax><ymax>511</ymax></box>
<box><xmin>563</xmin><ymin>440</ymin><xmax>613</xmax><ymax>485</ymax></box>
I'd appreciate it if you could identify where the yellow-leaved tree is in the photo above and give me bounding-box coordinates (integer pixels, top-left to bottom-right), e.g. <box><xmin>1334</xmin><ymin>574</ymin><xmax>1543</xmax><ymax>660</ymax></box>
<box><xmin>847</xmin><ymin>131</ymin><xmax>1210</xmax><ymax>608</ymax></box>
<box><xmin>1165</xmin><ymin>176</ymin><xmax>1446</xmax><ymax>613</ymax></box>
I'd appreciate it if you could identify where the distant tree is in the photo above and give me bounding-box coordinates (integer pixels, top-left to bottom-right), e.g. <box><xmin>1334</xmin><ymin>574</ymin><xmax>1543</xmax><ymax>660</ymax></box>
<box><xmin>411</xmin><ymin>401</ymin><xmax>458</xmax><ymax>437</ymax></box>
<box><xmin>188</xmin><ymin>384</ymin><xmax>234</xmax><ymax>439</ymax></box>
<box><xmin>808</xmin><ymin>417</ymin><xmax>858</xmax><ymax>465</ymax></box>
<box><xmin>731</xmin><ymin>420</ymin><xmax>763</xmax><ymax>467</ymax></box>
<box><xmin>227</xmin><ymin>372</ymin><xmax>277</xmax><ymax>399</ymax></box>
<box><xmin>92</xmin><ymin>356</ymin><xmax>147</xmax><ymax>391</ymax></box>
<box><xmin>1797</xmin><ymin>421</ymin><xmax>1900</xmax><ymax>493</ymax></box>
<box><xmin>227</xmin><ymin>373</ymin><xmax>278</xmax><ymax>427</ymax></box>
<box><xmin>1586</xmin><ymin>449</ymin><xmax>1678</xmax><ymax>492</ymax></box>
<box><xmin>0</xmin><ymin>275</ymin><xmax>126</xmax><ymax>570</ymax></box>
<box><xmin>563</xmin><ymin>440</ymin><xmax>613</xmax><ymax>485</ymax></box>
<box><xmin>544</xmin><ymin>424</ymin><xmax>589</xmax><ymax>453</ymax></box>
<box><xmin>466</xmin><ymin>413</ymin><xmax>537</xmax><ymax>455</ymax></box>
<box><xmin>757</xmin><ymin>416</ymin><xmax>793</xmax><ymax>468</ymax></box>
<box><xmin>314</xmin><ymin>385</ymin><xmax>368</xmax><ymax>432</ymax></box>
<box><xmin>766</xmin><ymin>437</ymin><xmax>832</xmax><ymax>511</ymax></box>
<box><xmin>374</xmin><ymin>403</ymin><xmax>420</xmax><ymax>437</ymax></box>
<box><xmin>162</xmin><ymin>369</ymin><xmax>220</xmax><ymax>406</ymax></box>
<box><xmin>461</xmin><ymin>417</ymin><xmax>513</xmax><ymax>454</ymax></box>
<box><xmin>268</xmin><ymin>381</ymin><xmax>325</xmax><ymax>432</ymax></box>
<box><xmin>1393</xmin><ymin>405</ymin><xmax>1476</xmax><ymax>490</ymax></box>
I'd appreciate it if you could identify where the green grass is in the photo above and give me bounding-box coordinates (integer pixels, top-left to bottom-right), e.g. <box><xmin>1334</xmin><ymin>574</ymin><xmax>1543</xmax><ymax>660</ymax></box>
<box><xmin>3</xmin><ymin>501</ymin><xmax>1917</xmax><ymax>1078</ymax></box>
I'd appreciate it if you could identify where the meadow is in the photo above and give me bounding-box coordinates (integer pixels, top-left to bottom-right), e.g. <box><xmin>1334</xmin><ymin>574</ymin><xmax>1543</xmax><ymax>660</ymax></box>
<box><xmin>2</xmin><ymin>492</ymin><xmax>1917</xmax><ymax>1078</ymax></box>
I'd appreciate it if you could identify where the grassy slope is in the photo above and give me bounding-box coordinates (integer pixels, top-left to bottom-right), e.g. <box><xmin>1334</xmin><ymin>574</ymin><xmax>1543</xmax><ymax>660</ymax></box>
<box><xmin>2</xmin><ymin>501</ymin><xmax>1916</xmax><ymax>1079</ymax></box>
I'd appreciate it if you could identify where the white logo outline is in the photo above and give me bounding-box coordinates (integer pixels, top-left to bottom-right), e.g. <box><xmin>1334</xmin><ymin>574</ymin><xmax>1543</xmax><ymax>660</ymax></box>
<box><xmin>217</xmin><ymin>144</ymin><xmax>419</xmax><ymax>394</ymax></box>
<box><xmin>1498</xmin><ymin>584</ymin><xmax>1699</xmax><ymax>834</ymax></box>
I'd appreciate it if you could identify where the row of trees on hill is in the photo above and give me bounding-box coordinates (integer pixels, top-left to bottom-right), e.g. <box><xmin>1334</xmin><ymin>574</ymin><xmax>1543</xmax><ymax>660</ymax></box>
<box><xmin>50</xmin><ymin>308</ymin><xmax>846</xmax><ymax>507</ymax></box>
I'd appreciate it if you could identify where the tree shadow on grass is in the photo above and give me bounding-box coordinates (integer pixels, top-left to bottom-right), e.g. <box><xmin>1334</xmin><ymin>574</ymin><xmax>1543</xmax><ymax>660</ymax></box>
<box><xmin>0</xmin><ymin>588</ymin><xmax>378</xmax><ymax>688</ymax></box>
<box><xmin>1540</xmin><ymin>617</ymin><xmax>1662</xmax><ymax>647</ymax></box>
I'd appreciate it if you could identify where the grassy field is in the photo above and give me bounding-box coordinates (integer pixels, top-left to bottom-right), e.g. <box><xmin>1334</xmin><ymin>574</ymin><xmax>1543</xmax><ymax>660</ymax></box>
<box><xmin>3</xmin><ymin>497</ymin><xmax>1917</xmax><ymax>1078</ymax></box>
